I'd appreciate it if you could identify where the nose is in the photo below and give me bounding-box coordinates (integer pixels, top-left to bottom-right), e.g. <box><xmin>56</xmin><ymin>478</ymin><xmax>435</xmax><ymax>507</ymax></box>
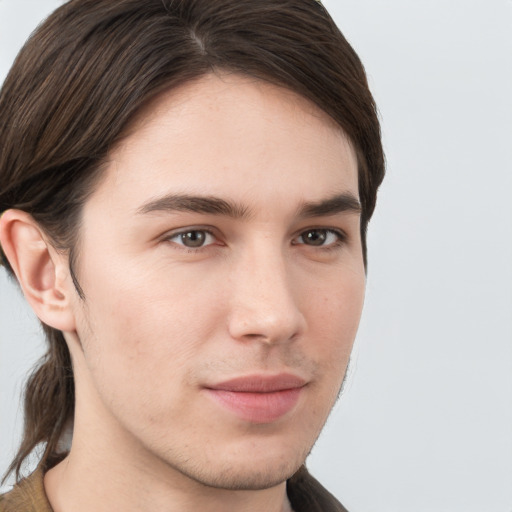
<box><xmin>227</xmin><ymin>244</ymin><xmax>306</xmax><ymax>345</ymax></box>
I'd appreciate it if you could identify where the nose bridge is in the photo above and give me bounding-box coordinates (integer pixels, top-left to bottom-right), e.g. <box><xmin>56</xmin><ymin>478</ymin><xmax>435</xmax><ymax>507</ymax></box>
<box><xmin>228</xmin><ymin>238</ymin><xmax>305</xmax><ymax>344</ymax></box>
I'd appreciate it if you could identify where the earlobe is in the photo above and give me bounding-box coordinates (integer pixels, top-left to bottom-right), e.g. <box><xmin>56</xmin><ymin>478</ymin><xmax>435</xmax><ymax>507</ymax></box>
<box><xmin>0</xmin><ymin>209</ymin><xmax>77</xmax><ymax>332</ymax></box>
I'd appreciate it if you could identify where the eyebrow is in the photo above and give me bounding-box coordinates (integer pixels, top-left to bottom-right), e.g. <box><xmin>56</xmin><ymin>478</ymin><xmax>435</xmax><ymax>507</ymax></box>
<box><xmin>297</xmin><ymin>192</ymin><xmax>361</xmax><ymax>218</ymax></box>
<box><xmin>137</xmin><ymin>194</ymin><xmax>250</xmax><ymax>219</ymax></box>
<box><xmin>137</xmin><ymin>192</ymin><xmax>361</xmax><ymax>219</ymax></box>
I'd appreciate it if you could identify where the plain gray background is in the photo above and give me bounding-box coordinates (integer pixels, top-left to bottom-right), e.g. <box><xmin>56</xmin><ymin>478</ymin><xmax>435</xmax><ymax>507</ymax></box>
<box><xmin>1</xmin><ymin>1</ymin><xmax>511</xmax><ymax>510</ymax></box>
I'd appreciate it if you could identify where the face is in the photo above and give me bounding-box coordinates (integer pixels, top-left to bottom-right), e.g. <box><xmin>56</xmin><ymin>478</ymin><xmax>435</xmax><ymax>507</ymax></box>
<box><xmin>65</xmin><ymin>73</ymin><xmax>365</xmax><ymax>491</ymax></box>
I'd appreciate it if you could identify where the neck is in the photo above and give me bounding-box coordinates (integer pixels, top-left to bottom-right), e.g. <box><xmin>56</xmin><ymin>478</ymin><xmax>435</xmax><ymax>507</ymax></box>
<box><xmin>44</xmin><ymin>449</ymin><xmax>293</xmax><ymax>512</ymax></box>
<box><xmin>44</xmin><ymin>406</ymin><xmax>294</xmax><ymax>512</ymax></box>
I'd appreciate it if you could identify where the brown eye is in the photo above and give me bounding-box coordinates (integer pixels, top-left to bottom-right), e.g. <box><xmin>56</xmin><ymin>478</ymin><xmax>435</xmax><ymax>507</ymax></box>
<box><xmin>168</xmin><ymin>230</ymin><xmax>215</xmax><ymax>248</ymax></box>
<box><xmin>181</xmin><ymin>231</ymin><xmax>206</xmax><ymax>247</ymax></box>
<box><xmin>295</xmin><ymin>229</ymin><xmax>343</xmax><ymax>247</ymax></box>
<box><xmin>301</xmin><ymin>229</ymin><xmax>327</xmax><ymax>246</ymax></box>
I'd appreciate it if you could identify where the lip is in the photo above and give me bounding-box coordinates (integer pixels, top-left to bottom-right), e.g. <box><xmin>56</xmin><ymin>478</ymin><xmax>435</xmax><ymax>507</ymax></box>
<box><xmin>204</xmin><ymin>374</ymin><xmax>306</xmax><ymax>424</ymax></box>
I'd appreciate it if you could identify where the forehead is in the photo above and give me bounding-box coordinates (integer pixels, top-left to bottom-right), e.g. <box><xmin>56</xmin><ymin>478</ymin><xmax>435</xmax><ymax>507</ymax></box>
<box><xmin>86</xmin><ymin>73</ymin><xmax>358</xmax><ymax>218</ymax></box>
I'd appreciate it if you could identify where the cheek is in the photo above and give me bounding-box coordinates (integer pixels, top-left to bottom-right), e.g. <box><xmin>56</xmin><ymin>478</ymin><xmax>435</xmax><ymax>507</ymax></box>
<box><xmin>74</xmin><ymin>258</ymin><xmax>223</xmax><ymax>408</ymax></box>
<box><xmin>303</xmin><ymin>269</ymin><xmax>365</xmax><ymax>386</ymax></box>
<box><xmin>308</xmin><ymin>269</ymin><xmax>365</xmax><ymax>342</ymax></box>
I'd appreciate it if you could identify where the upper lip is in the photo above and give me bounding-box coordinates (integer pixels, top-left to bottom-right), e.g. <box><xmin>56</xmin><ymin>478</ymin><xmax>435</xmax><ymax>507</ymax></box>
<box><xmin>206</xmin><ymin>374</ymin><xmax>307</xmax><ymax>393</ymax></box>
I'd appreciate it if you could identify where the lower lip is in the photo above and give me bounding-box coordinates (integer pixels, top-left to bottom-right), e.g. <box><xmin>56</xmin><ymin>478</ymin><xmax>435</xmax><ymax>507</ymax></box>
<box><xmin>204</xmin><ymin>388</ymin><xmax>303</xmax><ymax>424</ymax></box>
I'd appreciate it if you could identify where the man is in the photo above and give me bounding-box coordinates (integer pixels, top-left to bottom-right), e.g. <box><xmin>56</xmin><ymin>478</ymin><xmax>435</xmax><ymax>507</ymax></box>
<box><xmin>0</xmin><ymin>1</ymin><xmax>384</xmax><ymax>511</ymax></box>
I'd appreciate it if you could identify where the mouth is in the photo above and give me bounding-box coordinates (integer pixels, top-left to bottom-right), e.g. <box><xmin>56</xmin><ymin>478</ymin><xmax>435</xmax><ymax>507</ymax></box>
<box><xmin>204</xmin><ymin>374</ymin><xmax>306</xmax><ymax>424</ymax></box>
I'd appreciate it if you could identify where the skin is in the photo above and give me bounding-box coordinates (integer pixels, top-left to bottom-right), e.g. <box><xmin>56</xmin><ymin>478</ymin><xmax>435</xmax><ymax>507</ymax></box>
<box><xmin>1</xmin><ymin>73</ymin><xmax>365</xmax><ymax>512</ymax></box>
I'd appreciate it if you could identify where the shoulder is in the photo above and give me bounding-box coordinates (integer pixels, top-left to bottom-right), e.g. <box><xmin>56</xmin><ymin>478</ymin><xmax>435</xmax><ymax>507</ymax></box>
<box><xmin>287</xmin><ymin>465</ymin><xmax>349</xmax><ymax>512</ymax></box>
<box><xmin>0</xmin><ymin>469</ymin><xmax>53</xmax><ymax>512</ymax></box>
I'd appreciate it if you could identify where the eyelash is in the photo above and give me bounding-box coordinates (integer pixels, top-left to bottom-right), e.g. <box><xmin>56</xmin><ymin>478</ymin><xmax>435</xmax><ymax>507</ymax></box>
<box><xmin>163</xmin><ymin>228</ymin><xmax>218</xmax><ymax>253</ymax></box>
<box><xmin>293</xmin><ymin>228</ymin><xmax>347</xmax><ymax>251</ymax></box>
<box><xmin>163</xmin><ymin>227</ymin><xmax>347</xmax><ymax>252</ymax></box>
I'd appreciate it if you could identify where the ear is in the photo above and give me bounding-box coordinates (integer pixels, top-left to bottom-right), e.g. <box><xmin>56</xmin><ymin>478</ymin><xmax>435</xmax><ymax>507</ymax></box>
<box><xmin>0</xmin><ymin>209</ymin><xmax>77</xmax><ymax>332</ymax></box>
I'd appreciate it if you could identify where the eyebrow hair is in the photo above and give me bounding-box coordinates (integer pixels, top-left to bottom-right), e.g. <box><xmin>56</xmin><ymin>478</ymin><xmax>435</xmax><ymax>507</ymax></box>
<box><xmin>137</xmin><ymin>194</ymin><xmax>250</xmax><ymax>219</ymax></box>
<box><xmin>137</xmin><ymin>192</ymin><xmax>361</xmax><ymax>219</ymax></box>
<box><xmin>298</xmin><ymin>192</ymin><xmax>361</xmax><ymax>218</ymax></box>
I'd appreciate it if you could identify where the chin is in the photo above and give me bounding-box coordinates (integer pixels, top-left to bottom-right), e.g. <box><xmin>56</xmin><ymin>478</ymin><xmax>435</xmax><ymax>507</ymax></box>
<box><xmin>163</xmin><ymin>444</ymin><xmax>308</xmax><ymax>491</ymax></box>
<box><xmin>186</xmin><ymin>459</ymin><xmax>304</xmax><ymax>491</ymax></box>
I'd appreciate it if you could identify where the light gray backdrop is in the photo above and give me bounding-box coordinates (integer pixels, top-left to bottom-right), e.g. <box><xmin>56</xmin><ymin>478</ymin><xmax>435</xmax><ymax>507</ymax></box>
<box><xmin>1</xmin><ymin>1</ymin><xmax>511</xmax><ymax>511</ymax></box>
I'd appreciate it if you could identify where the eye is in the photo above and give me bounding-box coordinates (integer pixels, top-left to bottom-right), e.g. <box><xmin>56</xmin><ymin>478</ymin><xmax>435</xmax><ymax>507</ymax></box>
<box><xmin>294</xmin><ymin>228</ymin><xmax>345</xmax><ymax>247</ymax></box>
<box><xmin>167</xmin><ymin>229</ymin><xmax>216</xmax><ymax>248</ymax></box>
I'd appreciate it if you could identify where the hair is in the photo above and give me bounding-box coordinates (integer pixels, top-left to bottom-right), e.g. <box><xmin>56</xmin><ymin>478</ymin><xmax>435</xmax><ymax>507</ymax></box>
<box><xmin>0</xmin><ymin>0</ymin><xmax>384</xmax><ymax>494</ymax></box>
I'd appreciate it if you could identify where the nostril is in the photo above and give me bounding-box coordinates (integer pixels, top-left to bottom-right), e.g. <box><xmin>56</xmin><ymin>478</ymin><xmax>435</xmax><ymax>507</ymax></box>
<box><xmin>241</xmin><ymin>333</ymin><xmax>272</xmax><ymax>345</ymax></box>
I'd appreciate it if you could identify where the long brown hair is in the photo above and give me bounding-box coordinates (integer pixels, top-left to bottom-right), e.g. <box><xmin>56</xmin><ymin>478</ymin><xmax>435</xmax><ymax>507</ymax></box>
<box><xmin>0</xmin><ymin>0</ymin><xmax>384</xmax><ymax>487</ymax></box>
